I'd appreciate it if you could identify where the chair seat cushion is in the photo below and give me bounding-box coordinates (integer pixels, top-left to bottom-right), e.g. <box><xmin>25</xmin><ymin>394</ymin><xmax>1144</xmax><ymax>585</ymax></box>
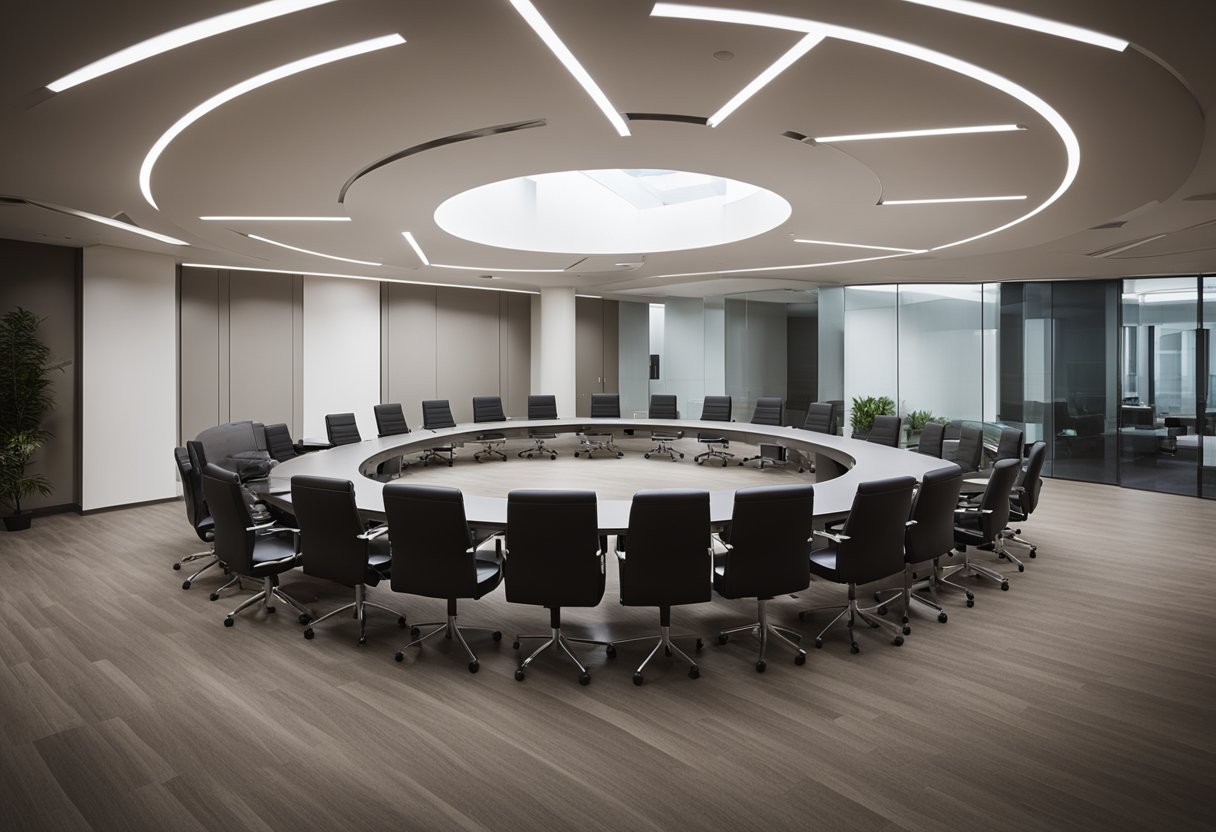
<box><xmin>697</xmin><ymin>434</ymin><xmax>726</xmax><ymax>443</ymax></box>
<box><xmin>474</xmin><ymin>557</ymin><xmax>503</xmax><ymax>598</ymax></box>
<box><xmin>366</xmin><ymin>535</ymin><xmax>392</xmax><ymax>585</ymax></box>
<box><xmin>808</xmin><ymin>548</ymin><xmax>840</xmax><ymax>581</ymax></box>
<box><xmin>249</xmin><ymin>533</ymin><xmax>301</xmax><ymax>576</ymax></box>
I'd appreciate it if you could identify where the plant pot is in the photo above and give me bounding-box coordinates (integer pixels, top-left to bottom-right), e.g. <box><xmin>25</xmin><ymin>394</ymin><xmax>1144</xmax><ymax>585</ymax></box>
<box><xmin>3</xmin><ymin>512</ymin><xmax>32</xmax><ymax>532</ymax></box>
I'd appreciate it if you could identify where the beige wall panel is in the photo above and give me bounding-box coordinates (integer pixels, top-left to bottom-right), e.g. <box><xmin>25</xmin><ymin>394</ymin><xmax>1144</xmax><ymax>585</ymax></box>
<box><xmin>501</xmin><ymin>293</ymin><xmax>531</xmax><ymax>416</ymax></box>
<box><xmin>436</xmin><ymin>287</ymin><xmax>501</xmax><ymax>423</ymax></box>
<box><xmin>602</xmin><ymin>300</ymin><xmax>619</xmax><ymax>395</ymax></box>
<box><xmin>575</xmin><ymin>297</ymin><xmax>604</xmax><ymax>416</ymax></box>
<box><xmin>227</xmin><ymin>271</ymin><xmax>294</xmax><ymax>427</ymax></box>
<box><xmin>178</xmin><ymin>268</ymin><xmax>221</xmax><ymax>442</ymax></box>
<box><xmin>384</xmin><ymin>282</ymin><xmax>437</xmax><ymax>429</ymax></box>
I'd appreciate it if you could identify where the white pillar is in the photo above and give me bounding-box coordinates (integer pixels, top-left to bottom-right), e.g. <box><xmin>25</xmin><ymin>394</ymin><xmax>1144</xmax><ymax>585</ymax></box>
<box><xmin>537</xmin><ymin>287</ymin><xmax>577</xmax><ymax>416</ymax></box>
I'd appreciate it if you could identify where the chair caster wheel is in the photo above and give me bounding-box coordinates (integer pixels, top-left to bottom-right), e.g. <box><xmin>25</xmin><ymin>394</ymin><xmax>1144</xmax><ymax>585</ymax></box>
<box><xmin>266</xmin><ymin>606</ymin><xmax>276</xmax><ymax>614</ymax></box>
<box><xmin>398</xmin><ymin>616</ymin><xmax>408</xmax><ymax>628</ymax></box>
<box><xmin>1017</xmin><ymin>564</ymin><xmax>1025</xmax><ymax>572</ymax></box>
<box><xmin>468</xmin><ymin>661</ymin><xmax>479</xmax><ymax>673</ymax></box>
<box><xmin>794</xmin><ymin>652</ymin><xmax>806</xmax><ymax>665</ymax></box>
<box><xmin>223</xmin><ymin>617</ymin><xmax>234</xmax><ymax>627</ymax></box>
<box><xmin>181</xmin><ymin>581</ymin><xmax>192</xmax><ymax>590</ymax></box>
<box><xmin>938</xmin><ymin>612</ymin><xmax>948</xmax><ymax>623</ymax></box>
<box><xmin>1029</xmin><ymin>548</ymin><xmax>1037</xmax><ymax>558</ymax></box>
<box><xmin>894</xmin><ymin>635</ymin><xmax>904</xmax><ymax>646</ymax></box>
<box><xmin>689</xmin><ymin>667</ymin><xmax>700</xmax><ymax>679</ymax></box>
<box><xmin>644</xmin><ymin>453</ymin><xmax>650</xmax><ymax>459</ymax></box>
<box><xmin>877</xmin><ymin>605</ymin><xmax>887</xmax><ymax>615</ymax></box>
<box><xmin>549</xmin><ymin>454</ymin><xmax>557</xmax><ymax>460</ymax></box>
<box><xmin>616</xmin><ymin>452</ymin><xmax>623</xmax><ymax>458</ymax></box>
<box><xmin>574</xmin><ymin>453</ymin><xmax>580</xmax><ymax>458</ymax></box>
<box><xmin>357</xmin><ymin>636</ymin><xmax>366</xmax><ymax>646</ymax></box>
<box><xmin>492</xmin><ymin>630</ymin><xmax>502</xmax><ymax>641</ymax></box>
<box><xmin>514</xmin><ymin>669</ymin><xmax>525</xmax><ymax>681</ymax></box>
<box><xmin>717</xmin><ymin>633</ymin><xmax>729</xmax><ymax>645</ymax></box>
<box><xmin>901</xmin><ymin>625</ymin><xmax>911</xmax><ymax>636</ymax></box>
<box><xmin>1000</xmin><ymin>582</ymin><xmax>1009</xmax><ymax>591</ymax></box>
<box><xmin>512</xmin><ymin>640</ymin><xmax>521</xmax><ymax>650</ymax></box>
<box><xmin>695</xmin><ymin>638</ymin><xmax>703</xmax><ymax>650</ymax></box>
<box><xmin>303</xmin><ymin>628</ymin><xmax>314</xmax><ymax>640</ymax></box>
<box><xmin>411</xmin><ymin>627</ymin><xmax>421</xmax><ymax>638</ymax></box>
<box><xmin>900</xmin><ymin>615</ymin><xmax>909</xmax><ymax>625</ymax></box>
<box><xmin>696</xmin><ymin>460</ymin><xmax>703</xmax><ymax>465</ymax></box>
<box><xmin>814</xmin><ymin>637</ymin><xmax>823</xmax><ymax>648</ymax></box>
<box><xmin>606</xmin><ymin>644</ymin><xmax>616</xmax><ymax>658</ymax></box>
<box><xmin>299</xmin><ymin>613</ymin><xmax>311</xmax><ymax>625</ymax></box>
<box><xmin>173</xmin><ymin>563</ymin><xmax>182</xmax><ymax>571</ymax></box>
<box><xmin>209</xmin><ymin>592</ymin><xmax>219</xmax><ymax>602</ymax></box>
<box><xmin>721</xmin><ymin>460</ymin><xmax>727</xmax><ymax>467</ymax></box>
<box><xmin>633</xmin><ymin>672</ymin><xmax>644</xmax><ymax>686</ymax></box>
<box><xmin>755</xmin><ymin>660</ymin><xmax>766</xmax><ymax>673</ymax></box>
<box><xmin>966</xmin><ymin>599</ymin><xmax>975</xmax><ymax>608</ymax></box>
<box><xmin>849</xmin><ymin>642</ymin><xmax>860</xmax><ymax>654</ymax></box>
<box><xmin>966</xmin><ymin>592</ymin><xmax>974</xmax><ymax>601</ymax></box>
<box><xmin>578</xmin><ymin>672</ymin><xmax>591</xmax><ymax>686</ymax></box>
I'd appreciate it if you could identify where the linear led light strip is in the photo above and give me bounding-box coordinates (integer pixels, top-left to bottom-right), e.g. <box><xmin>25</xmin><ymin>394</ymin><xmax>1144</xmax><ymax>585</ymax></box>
<box><xmin>139</xmin><ymin>34</ymin><xmax>405</xmax><ymax>210</ymax></box>
<box><xmin>881</xmin><ymin>195</ymin><xmax>1027</xmax><ymax>205</ymax></box>
<box><xmin>201</xmin><ymin>215</ymin><xmax>350</xmax><ymax>221</ymax></box>
<box><xmin>651</xmin><ymin>4</ymin><xmax>1081</xmax><ymax>254</ymax></box>
<box><xmin>246</xmin><ymin>233</ymin><xmax>380</xmax><ymax>266</ymax></box>
<box><xmin>708</xmin><ymin>33</ymin><xmax>823</xmax><ymax>127</ymax></box>
<box><xmin>794</xmin><ymin>239</ymin><xmax>925</xmax><ymax>253</ymax></box>
<box><xmin>654</xmin><ymin>252</ymin><xmax>914</xmax><ymax>279</ymax></box>
<box><xmin>507</xmin><ymin>0</ymin><xmax>630</xmax><ymax>137</ymax></box>
<box><xmin>3</xmin><ymin>194</ymin><xmax>188</xmax><ymax>245</ymax></box>
<box><xmin>401</xmin><ymin>231</ymin><xmax>567</xmax><ymax>273</ymax></box>
<box><xmin>899</xmin><ymin>0</ymin><xmax>1128</xmax><ymax>51</ymax></box>
<box><xmin>180</xmin><ymin>263</ymin><xmax>540</xmax><ymax>294</ymax></box>
<box><xmin>815</xmin><ymin>124</ymin><xmax>1024</xmax><ymax>142</ymax></box>
<box><xmin>47</xmin><ymin>0</ymin><xmax>340</xmax><ymax>92</ymax></box>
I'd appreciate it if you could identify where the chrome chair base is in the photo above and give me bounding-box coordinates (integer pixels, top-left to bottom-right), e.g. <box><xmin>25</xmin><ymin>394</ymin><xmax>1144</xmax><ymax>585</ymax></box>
<box><xmin>512</xmin><ymin>626</ymin><xmax>614</xmax><ymax>685</ymax></box>
<box><xmin>418</xmin><ymin>447</ymin><xmax>455</xmax><ymax>467</ymax></box>
<box><xmin>645</xmin><ymin>435</ymin><xmax>683</xmax><ymax>461</ymax></box>
<box><xmin>474</xmin><ymin>440</ymin><xmax>507</xmax><ymax>462</ymax></box>
<box><xmin>518</xmin><ymin>436</ymin><xmax>558</xmax><ymax>459</ymax></box>
<box><xmin>612</xmin><ymin>624</ymin><xmax>702</xmax><ymax>682</ymax></box>
<box><xmin>695</xmin><ymin>442</ymin><xmax>734</xmax><ymax>466</ymax></box>
<box><xmin>179</xmin><ymin>552</ymin><xmax>220</xmax><ymax>590</ymax></box>
<box><xmin>223</xmin><ymin>576</ymin><xmax>310</xmax><ymax>627</ymax></box>
<box><xmin>395</xmin><ymin>613</ymin><xmax>501</xmax><ymax>673</ymax></box>
<box><xmin>718</xmin><ymin>598</ymin><xmax>807</xmax><ymax>671</ymax></box>
<box><xmin>304</xmin><ymin>584</ymin><xmax>407</xmax><ymax>645</ymax></box>
<box><xmin>576</xmin><ymin>435</ymin><xmax>623</xmax><ymax>458</ymax></box>
<box><xmin>798</xmin><ymin>586</ymin><xmax>905</xmax><ymax>653</ymax></box>
<box><xmin>940</xmin><ymin>546</ymin><xmax>1010</xmax><ymax>598</ymax></box>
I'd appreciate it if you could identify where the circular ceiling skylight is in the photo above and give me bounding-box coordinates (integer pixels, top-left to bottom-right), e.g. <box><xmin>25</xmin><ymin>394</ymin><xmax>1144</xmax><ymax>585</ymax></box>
<box><xmin>434</xmin><ymin>169</ymin><xmax>791</xmax><ymax>254</ymax></box>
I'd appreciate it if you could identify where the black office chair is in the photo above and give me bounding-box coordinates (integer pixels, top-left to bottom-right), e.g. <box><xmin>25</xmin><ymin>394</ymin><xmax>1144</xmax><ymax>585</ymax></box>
<box><xmin>200</xmin><ymin>463</ymin><xmax>309</xmax><ymax>627</ymax></box>
<box><xmin>374</xmin><ymin>403</ymin><xmax>410</xmax><ymax>437</ymax></box>
<box><xmin>576</xmin><ymin>393</ymin><xmax>623</xmax><ymax>458</ymax></box>
<box><xmin>384</xmin><ymin>483</ymin><xmax>504</xmax><ymax>673</ymax></box>
<box><xmin>1001</xmin><ymin>440</ymin><xmax>1046</xmax><ymax>558</ymax></box>
<box><xmin>613</xmin><ymin>489</ymin><xmax>710</xmax><ymax>683</ymax></box>
<box><xmin>472</xmin><ymin>395</ymin><xmax>508</xmax><ymax>462</ymax></box>
<box><xmin>800</xmin><ymin>476</ymin><xmax>917</xmax><ymax>652</ymax></box>
<box><xmin>519</xmin><ymin>394</ymin><xmax>559</xmax><ymax>460</ymax></box>
<box><xmin>506</xmin><ymin>489</ymin><xmax>613</xmax><ymax>685</ymax></box>
<box><xmin>867</xmin><ymin>415</ymin><xmax>902</xmax><ymax>448</ymax></box>
<box><xmin>695</xmin><ymin>395</ymin><xmax>734</xmax><ymax>466</ymax></box>
<box><xmin>953</xmin><ymin>424</ymin><xmax>984</xmax><ymax>474</ymax></box>
<box><xmin>172</xmin><ymin>446</ymin><xmax>218</xmax><ymax>589</ymax></box>
<box><xmin>263</xmin><ymin>423</ymin><xmax>299</xmax><ymax>462</ymax></box>
<box><xmin>947</xmin><ymin>457</ymin><xmax>1020</xmax><ymax>593</ymax></box>
<box><xmin>645</xmin><ymin>394</ymin><xmax>683</xmax><ymax>461</ymax></box>
<box><xmin>714</xmin><ymin>484</ymin><xmax>815</xmax><ymax>671</ymax></box>
<box><xmin>419</xmin><ymin>399</ymin><xmax>456</xmax><ymax>466</ymax></box>
<box><xmin>874</xmin><ymin>465</ymin><xmax>965</xmax><ymax>625</ymax></box>
<box><xmin>325</xmin><ymin>412</ymin><xmax>362</xmax><ymax>446</ymax></box>
<box><xmin>739</xmin><ymin>397</ymin><xmax>785</xmax><ymax>468</ymax></box>
<box><xmin>802</xmin><ymin>402</ymin><xmax>837</xmax><ymax>435</ymax></box>
<box><xmin>915</xmin><ymin>421</ymin><xmax>945</xmax><ymax>457</ymax></box>
<box><xmin>291</xmin><ymin>476</ymin><xmax>407</xmax><ymax>643</ymax></box>
<box><xmin>994</xmin><ymin>426</ymin><xmax>1025</xmax><ymax>463</ymax></box>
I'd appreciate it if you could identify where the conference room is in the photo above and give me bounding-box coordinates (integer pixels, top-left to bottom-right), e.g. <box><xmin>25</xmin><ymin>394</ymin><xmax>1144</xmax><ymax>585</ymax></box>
<box><xmin>2</xmin><ymin>1</ymin><xmax>1214</xmax><ymax>829</ymax></box>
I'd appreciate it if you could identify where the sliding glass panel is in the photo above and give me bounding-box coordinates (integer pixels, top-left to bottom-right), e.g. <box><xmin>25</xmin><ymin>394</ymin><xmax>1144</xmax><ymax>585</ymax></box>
<box><xmin>843</xmin><ymin>285</ymin><xmax>898</xmax><ymax>437</ymax></box>
<box><xmin>1203</xmin><ymin>277</ymin><xmax>1216</xmax><ymax>499</ymax></box>
<box><xmin>1051</xmin><ymin>280</ymin><xmax>1118</xmax><ymax>483</ymax></box>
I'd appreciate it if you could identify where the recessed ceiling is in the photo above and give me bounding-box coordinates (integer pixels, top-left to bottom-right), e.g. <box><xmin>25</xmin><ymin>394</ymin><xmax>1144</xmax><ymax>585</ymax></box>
<box><xmin>1</xmin><ymin>0</ymin><xmax>1213</xmax><ymax>297</ymax></box>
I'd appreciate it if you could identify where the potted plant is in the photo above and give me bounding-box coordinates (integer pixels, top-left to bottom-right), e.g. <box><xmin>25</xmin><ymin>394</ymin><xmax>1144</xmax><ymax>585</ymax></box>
<box><xmin>849</xmin><ymin>395</ymin><xmax>895</xmax><ymax>439</ymax></box>
<box><xmin>905</xmin><ymin>409</ymin><xmax>946</xmax><ymax>443</ymax></box>
<box><xmin>1</xmin><ymin>307</ymin><xmax>68</xmax><ymax>532</ymax></box>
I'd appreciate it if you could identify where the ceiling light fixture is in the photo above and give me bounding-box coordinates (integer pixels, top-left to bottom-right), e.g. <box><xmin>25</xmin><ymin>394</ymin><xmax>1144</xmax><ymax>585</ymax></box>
<box><xmin>47</xmin><ymin>0</ymin><xmax>340</xmax><ymax>92</ymax></box>
<box><xmin>6</xmin><ymin>195</ymin><xmax>189</xmax><ymax>245</ymax></box>
<box><xmin>431</xmin><ymin>263</ymin><xmax>568</xmax><ymax>274</ymax></box>
<box><xmin>814</xmin><ymin>124</ymin><xmax>1024</xmax><ymax>142</ymax></box>
<box><xmin>507</xmin><ymin>0</ymin><xmax>630</xmax><ymax>137</ymax></box>
<box><xmin>653</xmin><ymin>251</ymin><xmax>914</xmax><ymax>279</ymax></box>
<box><xmin>707</xmin><ymin>32</ymin><xmax>824</xmax><ymax>128</ymax></box>
<box><xmin>880</xmin><ymin>195</ymin><xmax>1027</xmax><ymax>205</ymax></box>
<box><xmin>898</xmin><ymin>0</ymin><xmax>1128</xmax><ymax>51</ymax></box>
<box><xmin>794</xmin><ymin>239</ymin><xmax>925</xmax><ymax>253</ymax></box>
<box><xmin>400</xmin><ymin>231</ymin><xmax>430</xmax><ymax>265</ymax></box>
<box><xmin>139</xmin><ymin>34</ymin><xmax>405</xmax><ymax>210</ymax></box>
<box><xmin>246</xmin><ymin>233</ymin><xmax>381</xmax><ymax>266</ymax></box>
<box><xmin>180</xmin><ymin>263</ymin><xmax>540</xmax><ymax>294</ymax></box>
<box><xmin>200</xmin><ymin>215</ymin><xmax>351</xmax><ymax>221</ymax></box>
<box><xmin>650</xmin><ymin>4</ymin><xmax>1080</xmax><ymax>252</ymax></box>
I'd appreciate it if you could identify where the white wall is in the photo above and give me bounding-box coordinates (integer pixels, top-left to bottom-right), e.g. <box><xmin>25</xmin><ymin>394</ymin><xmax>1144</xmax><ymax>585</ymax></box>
<box><xmin>703</xmin><ymin>298</ymin><xmax>725</xmax><ymax>398</ymax></box>
<box><xmin>303</xmin><ymin>277</ymin><xmax>380</xmax><ymax>440</ymax></box>
<box><xmin>843</xmin><ymin>287</ymin><xmax>898</xmax><ymax>434</ymax></box>
<box><xmin>81</xmin><ymin>246</ymin><xmax>178</xmax><ymax>510</ymax></box>
<box><xmin>658</xmin><ymin>298</ymin><xmax>706</xmax><ymax>417</ymax></box>
<box><xmin>818</xmin><ymin>287</ymin><xmax>844</xmax><ymax>401</ymax></box>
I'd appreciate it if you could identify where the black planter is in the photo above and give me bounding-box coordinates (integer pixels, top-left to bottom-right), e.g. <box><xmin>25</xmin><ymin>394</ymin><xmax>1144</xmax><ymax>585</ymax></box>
<box><xmin>3</xmin><ymin>512</ymin><xmax>32</xmax><ymax>532</ymax></box>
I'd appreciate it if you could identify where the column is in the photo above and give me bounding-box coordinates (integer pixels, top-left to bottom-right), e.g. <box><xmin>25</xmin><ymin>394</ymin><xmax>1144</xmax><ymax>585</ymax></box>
<box><xmin>536</xmin><ymin>286</ymin><xmax>576</xmax><ymax>416</ymax></box>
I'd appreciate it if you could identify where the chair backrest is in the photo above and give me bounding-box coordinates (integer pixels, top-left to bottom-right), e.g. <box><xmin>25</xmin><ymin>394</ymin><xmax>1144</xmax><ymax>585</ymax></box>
<box><xmin>802</xmin><ymin>402</ymin><xmax>836</xmax><ymax>434</ymax></box>
<box><xmin>472</xmin><ymin>396</ymin><xmax>506</xmax><ymax>423</ymax></box>
<box><xmin>1015</xmin><ymin>441</ymin><xmax>1047</xmax><ymax>514</ymax></box>
<box><xmin>995</xmin><ymin>427</ymin><xmax>1025</xmax><ymax>462</ymax></box>
<box><xmin>263</xmin><ymin>423</ymin><xmax>297</xmax><ymax>462</ymax></box>
<box><xmin>291</xmin><ymin>476</ymin><xmax>368</xmax><ymax>587</ymax></box>
<box><xmin>838</xmin><ymin>476</ymin><xmax>917</xmax><ymax>584</ymax></box>
<box><xmin>915</xmin><ymin>421</ymin><xmax>945</xmax><ymax>457</ymax></box>
<box><xmin>649</xmin><ymin>394</ymin><xmax>678</xmax><ymax>420</ymax></box>
<box><xmin>751</xmin><ymin>397</ymin><xmax>783</xmax><ymax>426</ymax></box>
<box><xmin>374</xmin><ymin>403</ymin><xmax>410</xmax><ymax>437</ymax></box>
<box><xmin>200</xmin><ymin>462</ymin><xmax>256</xmax><ymax>575</ymax></box>
<box><xmin>619</xmin><ymin>489</ymin><xmax>711</xmax><ymax>608</ymax></box>
<box><xmin>528</xmin><ymin>394</ymin><xmax>558</xmax><ymax>420</ymax></box>
<box><xmin>867</xmin><ymin>415</ymin><xmax>902</xmax><ymax>447</ymax></box>
<box><xmin>719</xmin><ymin>484</ymin><xmax>815</xmax><ymax>599</ymax></box>
<box><xmin>186</xmin><ymin>439</ymin><xmax>208</xmax><ymax>477</ymax></box>
<box><xmin>325</xmin><ymin>412</ymin><xmax>362</xmax><ymax>446</ymax></box>
<box><xmin>421</xmin><ymin>399</ymin><xmax>456</xmax><ymax>430</ymax></box>
<box><xmin>905</xmin><ymin>465</ymin><xmax>963</xmax><ymax>563</ymax></box>
<box><xmin>971</xmin><ymin>458</ymin><xmax>1020</xmax><ymax>541</ymax></box>
<box><xmin>953</xmin><ymin>424</ymin><xmax>984</xmax><ymax>471</ymax></box>
<box><xmin>700</xmin><ymin>395</ymin><xmax>732</xmax><ymax>422</ymax></box>
<box><xmin>383</xmin><ymin>483</ymin><xmax>482</xmax><ymax>600</ymax></box>
<box><xmin>590</xmin><ymin>393</ymin><xmax>620</xmax><ymax>418</ymax></box>
<box><xmin>505</xmin><ymin>489</ymin><xmax>603</xmax><ymax>608</ymax></box>
<box><xmin>174</xmin><ymin>446</ymin><xmax>209</xmax><ymax>535</ymax></box>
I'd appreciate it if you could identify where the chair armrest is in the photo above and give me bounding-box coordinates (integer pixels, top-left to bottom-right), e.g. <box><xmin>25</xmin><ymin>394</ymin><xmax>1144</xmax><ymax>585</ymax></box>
<box><xmin>813</xmin><ymin>529</ymin><xmax>850</xmax><ymax>543</ymax></box>
<box><xmin>710</xmin><ymin>533</ymin><xmax>731</xmax><ymax>553</ymax></box>
<box><xmin>954</xmin><ymin>507</ymin><xmax>993</xmax><ymax>515</ymax></box>
<box><xmin>247</xmin><ymin>521</ymin><xmax>301</xmax><ymax>534</ymax></box>
<box><xmin>905</xmin><ymin>520</ymin><xmax>918</xmax><ymax>528</ymax></box>
<box><xmin>358</xmin><ymin>525</ymin><xmax>390</xmax><ymax>540</ymax></box>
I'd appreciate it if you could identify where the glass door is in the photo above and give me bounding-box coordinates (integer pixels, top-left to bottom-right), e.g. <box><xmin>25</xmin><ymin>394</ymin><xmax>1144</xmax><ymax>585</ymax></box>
<box><xmin>1202</xmin><ymin>277</ymin><xmax>1216</xmax><ymax>498</ymax></box>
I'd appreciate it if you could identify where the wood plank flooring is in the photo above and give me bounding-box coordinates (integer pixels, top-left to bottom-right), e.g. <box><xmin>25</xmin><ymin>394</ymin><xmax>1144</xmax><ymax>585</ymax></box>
<box><xmin>2</xmin><ymin>435</ymin><xmax>1214</xmax><ymax>831</ymax></box>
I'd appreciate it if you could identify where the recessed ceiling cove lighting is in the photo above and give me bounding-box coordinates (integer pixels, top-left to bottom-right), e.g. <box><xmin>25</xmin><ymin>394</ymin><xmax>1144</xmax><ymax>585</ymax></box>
<box><xmin>431</xmin><ymin>263</ymin><xmax>568</xmax><ymax>273</ymax></box>
<box><xmin>400</xmin><ymin>231</ymin><xmax>429</xmax><ymax>265</ymax></box>
<box><xmin>4</xmin><ymin>194</ymin><xmax>189</xmax><ymax>245</ymax></box>
<box><xmin>898</xmin><ymin>0</ymin><xmax>1128</xmax><ymax>51</ymax></box>
<box><xmin>794</xmin><ymin>239</ymin><xmax>925</xmax><ymax>253</ymax></box>
<box><xmin>507</xmin><ymin>0</ymin><xmax>630</xmax><ymax>137</ymax></box>
<box><xmin>180</xmin><ymin>263</ymin><xmax>540</xmax><ymax>293</ymax></box>
<box><xmin>653</xmin><ymin>252</ymin><xmax>914</xmax><ymax>279</ymax></box>
<box><xmin>708</xmin><ymin>32</ymin><xmax>823</xmax><ymax>128</ymax></box>
<box><xmin>880</xmin><ymin>195</ymin><xmax>1027</xmax><ymax>205</ymax></box>
<box><xmin>139</xmin><ymin>34</ymin><xmax>404</xmax><ymax>210</ymax></box>
<box><xmin>650</xmin><ymin>5</ymin><xmax>1080</xmax><ymax>253</ymax></box>
<box><xmin>47</xmin><ymin>0</ymin><xmax>340</xmax><ymax>92</ymax></box>
<box><xmin>815</xmin><ymin>124</ymin><xmax>1024</xmax><ymax>142</ymax></box>
<box><xmin>200</xmin><ymin>215</ymin><xmax>350</xmax><ymax>221</ymax></box>
<box><xmin>246</xmin><ymin>233</ymin><xmax>381</xmax><ymax>265</ymax></box>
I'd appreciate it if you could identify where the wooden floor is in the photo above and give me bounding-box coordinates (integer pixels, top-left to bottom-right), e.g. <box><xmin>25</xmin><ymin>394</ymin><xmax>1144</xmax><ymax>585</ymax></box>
<box><xmin>2</xmin><ymin>436</ymin><xmax>1214</xmax><ymax>831</ymax></box>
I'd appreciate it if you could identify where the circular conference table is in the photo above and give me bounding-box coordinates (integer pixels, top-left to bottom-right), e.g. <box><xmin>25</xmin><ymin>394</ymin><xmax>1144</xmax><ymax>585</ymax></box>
<box><xmin>264</xmin><ymin>419</ymin><xmax>957</xmax><ymax>532</ymax></box>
